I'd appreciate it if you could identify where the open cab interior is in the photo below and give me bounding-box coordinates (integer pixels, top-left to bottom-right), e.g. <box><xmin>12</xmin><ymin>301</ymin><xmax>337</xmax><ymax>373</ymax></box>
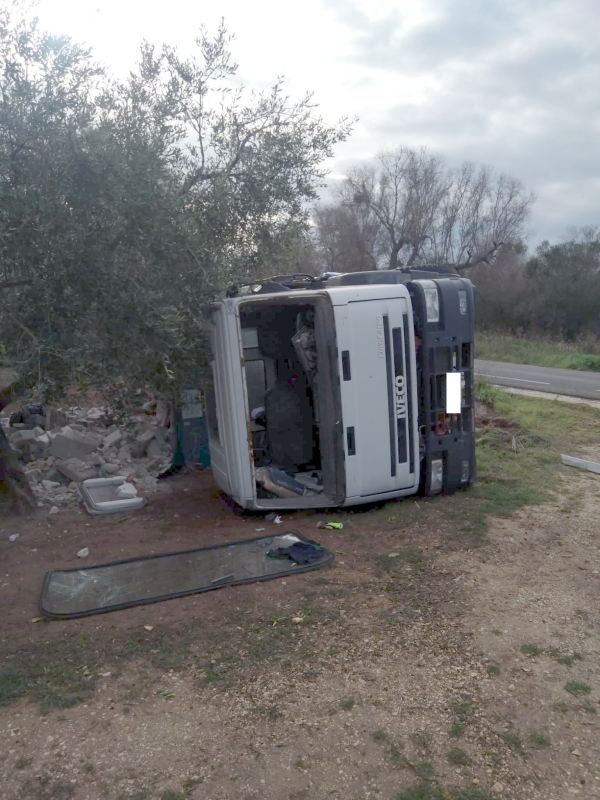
<box><xmin>238</xmin><ymin>295</ymin><xmax>344</xmax><ymax>508</ymax></box>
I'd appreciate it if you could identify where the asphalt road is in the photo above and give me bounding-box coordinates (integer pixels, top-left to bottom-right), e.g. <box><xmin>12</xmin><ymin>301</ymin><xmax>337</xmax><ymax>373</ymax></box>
<box><xmin>474</xmin><ymin>359</ymin><xmax>600</xmax><ymax>401</ymax></box>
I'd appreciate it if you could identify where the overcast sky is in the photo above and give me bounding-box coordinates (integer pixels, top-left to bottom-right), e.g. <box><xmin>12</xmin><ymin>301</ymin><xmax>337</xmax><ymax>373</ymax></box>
<box><xmin>34</xmin><ymin>0</ymin><xmax>600</xmax><ymax>249</ymax></box>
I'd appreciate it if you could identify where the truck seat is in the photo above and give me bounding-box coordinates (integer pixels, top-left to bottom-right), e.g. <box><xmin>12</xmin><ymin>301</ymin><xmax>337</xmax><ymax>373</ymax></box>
<box><xmin>264</xmin><ymin>381</ymin><xmax>315</xmax><ymax>471</ymax></box>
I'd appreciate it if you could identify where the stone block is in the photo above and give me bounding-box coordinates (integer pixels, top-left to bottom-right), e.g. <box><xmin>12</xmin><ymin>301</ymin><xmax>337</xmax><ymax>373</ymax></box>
<box><xmin>55</xmin><ymin>458</ymin><xmax>100</xmax><ymax>483</ymax></box>
<box><xmin>10</xmin><ymin>428</ymin><xmax>39</xmax><ymax>445</ymax></box>
<box><xmin>49</xmin><ymin>434</ymin><xmax>97</xmax><ymax>461</ymax></box>
<box><xmin>103</xmin><ymin>429</ymin><xmax>122</xmax><ymax>448</ymax></box>
<box><xmin>146</xmin><ymin>439</ymin><xmax>164</xmax><ymax>459</ymax></box>
<box><xmin>117</xmin><ymin>445</ymin><xmax>131</xmax><ymax>462</ymax></box>
<box><xmin>101</xmin><ymin>462</ymin><xmax>122</xmax><ymax>476</ymax></box>
<box><xmin>42</xmin><ymin>468</ymin><xmax>70</xmax><ymax>485</ymax></box>
<box><xmin>137</xmin><ymin>429</ymin><xmax>156</xmax><ymax>445</ymax></box>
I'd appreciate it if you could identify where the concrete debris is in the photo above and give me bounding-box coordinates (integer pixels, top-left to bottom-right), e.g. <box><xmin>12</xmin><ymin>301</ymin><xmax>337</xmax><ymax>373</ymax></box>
<box><xmin>49</xmin><ymin>433</ymin><xmax>97</xmax><ymax>461</ymax></box>
<box><xmin>101</xmin><ymin>462</ymin><xmax>122</xmax><ymax>476</ymax></box>
<box><xmin>56</xmin><ymin>458</ymin><xmax>100</xmax><ymax>483</ymax></box>
<box><xmin>77</xmin><ymin>547</ymin><xmax>89</xmax><ymax>558</ymax></box>
<box><xmin>1</xmin><ymin>396</ymin><xmax>176</xmax><ymax>510</ymax></box>
<box><xmin>102</xmin><ymin>429</ymin><xmax>122</xmax><ymax>448</ymax></box>
<box><xmin>10</xmin><ymin>427</ymin><xmax>43</xmax><ymax>445</ymax></box>
<box><xmin>8</xmin><ymin>534</ymin><xmax>19</xmax><ymax>542</ymax></box>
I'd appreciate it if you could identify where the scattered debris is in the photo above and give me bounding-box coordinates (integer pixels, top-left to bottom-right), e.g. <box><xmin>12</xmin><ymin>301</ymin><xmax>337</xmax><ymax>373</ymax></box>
<box><xmin>265</xmin><ymin>512</ymin><xmax>283</xmax><ymax>525</ymax></box>
<box><xmin>267</xmin><ymin>541</ymin><xmax>325</xmax><ymax>564</ymax></box>
<box><xmin>292</xmin><ymin>617</ymin><xmax>303</xmax><ymax>624</ymax></box>
<box><xmin>8</xmin><ymin>534</ymin><xmax>19</xmax><ymax>542</ymax></box>
<box><xmin>561</xmin><ymin>454</ymin><xmax>600</xmax><ymax>474</ymax></box>
<box><xmin>316</xmin><ymin>521</ymin><xmax>344</xmax><ymax>530</ymax></box>
<box><xmin>80</xmin><ymin>477</ymin><xmax>146</xmax><ymax>515</ymax></box>
<box><xmin>0</xmin><ymin>396</ymin><xmax>176</xmax><ymax>511</ymax></box>
<box><xmin>77</xmin><ymin>547</ymin><xmax>89</xmax><ymax>558</ymax></box>
<box><xmin>143</xmin><ymin>625</ymin><xmax>154</xmax><ymax>631</ymax></box>
<box><xmin>49</xmin><ymin>506</ymin><xmax>59</xmax><ymax>515</ymax></box>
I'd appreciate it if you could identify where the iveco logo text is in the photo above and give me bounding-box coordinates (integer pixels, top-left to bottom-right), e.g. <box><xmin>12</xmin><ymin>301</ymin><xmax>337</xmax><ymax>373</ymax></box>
<box><xmin>395</xmin><ymin>375</ymin><xmax>407</xmax><ymax>420</ymax></box>
<box><xmin>376</xmin><ymin>315</ymin><xmax>384</xmax><ymax>358</ymax></box>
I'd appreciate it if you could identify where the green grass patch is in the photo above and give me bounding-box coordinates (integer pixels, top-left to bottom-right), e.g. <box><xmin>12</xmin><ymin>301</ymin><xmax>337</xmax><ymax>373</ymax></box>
<box><xmin>0</xmin><ymin>598</ymin><xmax>342</xmax><ymax>711</ymax></box>
<box><xmin>584</xmin><ymin>705</ymin><xmax>597</xmax><ymax>714</ymax></box>
<box><xmin>390</xmin><ymin>742</ymin><xmax>406</xmax><ymax>766</ymax></box>
<box><xmin>565</xmin><ymin>681</ymin><xmax>592</xmax><ymax>696</ymax></box>
<box><xmin>448</xmin><ymin>747</ymin><xmax>470</xmax><ymax>765</ymax></box>
<box><xmin>486</xmin><ymin>665</ymin><xmax>500</xmax><ymax>676</ymax></box>
<box><xmin>528</xmin><ymin>732</ymin><xmax>550</xmax><ymax>747</ymax></box>
<box><xmin>547</xmin><ymin>648</ymin><xmax>583</xmax><ymax>667</ymax></box>
<box><xmin>413</xmin><ymin>761</ymin><xmax>434</xmax><ymax>781</ymax></box>
<box><xmin>340</xmin><ymin>697</ymin><xmax>355</xmax><ymax>711</ymax></box>
<box><xmin>374</xmin><ymin>550</ymin><xmax>422</xmax><ymax>575</ymax></box>
<box><xmin>0</xmin><ymin>667</ymin><xmax>29</xmax><ymax>705</ymax></box>
<box><xmin>476</xmin><ymin>331</ymin><xmax>600</xmax><ymax>372</ymax></box>
<box><xmin>452</xmin><ymin>385</ymin><xmax>600</xmax><ymax>543</ymax></box>
<box><xmin>372</xmin><ymin>729</ymin><xmax>388</xmax><ymax>742</ymax></box>
<box><xmin>520</xmin><ymin>643</ymin><xmax>542</xmax><ymax>657</ymax></box>
<box><xmin>410</xmin><ymin>732</ymin><xmax>432</xmax><ymax>749</ymax></box>
<box><xmin>453</xmin><ymin>701</ymin><xmax>472</xmax><ymax>719</ymax></box>
<box><xmin>20</xmin><ymin>777</ymin><xmax>75</xmax><ymax>799</ymax></box>
<box><xmin>501</xmin><ymin>731</ymin><xmax>524</xmax><ymax>753</ymax></box>
<box><xmin>449</xmin><ymin>721</ymin><xmax>464</xmax><ymax>738</ymax></box>
<box><xmin>161</xmin><ymin>791</ymin><xmax>184</xmax><ymax>800</ymax></box>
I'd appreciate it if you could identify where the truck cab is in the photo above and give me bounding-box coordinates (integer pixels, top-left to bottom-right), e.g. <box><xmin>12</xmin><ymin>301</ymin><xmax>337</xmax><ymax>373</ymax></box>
<box><xmin>205</xmin><ymin>268</ymin><xmax>475</xmax><ymax>510</ymax></box>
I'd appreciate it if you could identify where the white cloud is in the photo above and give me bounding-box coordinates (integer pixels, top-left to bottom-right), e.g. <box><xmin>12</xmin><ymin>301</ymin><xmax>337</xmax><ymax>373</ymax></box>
<box><xmin>32</xmin><ymin>0</ymin><xmax>600</xmax><ymax>245</ymax></box>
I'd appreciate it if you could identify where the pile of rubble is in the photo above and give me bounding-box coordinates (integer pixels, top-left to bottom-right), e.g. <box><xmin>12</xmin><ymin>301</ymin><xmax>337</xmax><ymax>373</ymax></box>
<box><xmin>0</xmin><ymin>400</ymin><xmax>175</xmax><ymax>509</ymax></box>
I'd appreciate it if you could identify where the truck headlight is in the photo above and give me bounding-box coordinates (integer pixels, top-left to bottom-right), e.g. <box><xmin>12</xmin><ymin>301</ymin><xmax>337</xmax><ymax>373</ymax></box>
<box><xmin>430</xmin><ymin>459</ymin><xmax>443</xmax><ymax>494</ymax></box>
<box><xmin>419</xmin><ymin>280</ymin><xmax>440</xmax><ymax>323</ymax></box>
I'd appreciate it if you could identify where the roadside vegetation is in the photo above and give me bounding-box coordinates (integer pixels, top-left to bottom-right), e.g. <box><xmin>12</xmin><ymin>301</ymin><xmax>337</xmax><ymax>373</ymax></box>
<box><xmin>476</xmin><ymin>330</ymin><xmax>600</xmax><ymax>372</ymax></box>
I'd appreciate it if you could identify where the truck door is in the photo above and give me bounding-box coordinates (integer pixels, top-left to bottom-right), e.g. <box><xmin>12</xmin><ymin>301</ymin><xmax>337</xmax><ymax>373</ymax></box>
<box><xmin>334</xmin><ymin>296</ymin><xmax>419</xmax><ymax>499</ymax></box>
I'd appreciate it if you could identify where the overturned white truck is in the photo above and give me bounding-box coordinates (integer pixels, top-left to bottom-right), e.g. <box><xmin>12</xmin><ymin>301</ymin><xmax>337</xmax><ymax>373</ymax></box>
<box><xmin>205</xmin><ymin>267</ymin><xmax>475</xmax><ymax>510</ymax></box>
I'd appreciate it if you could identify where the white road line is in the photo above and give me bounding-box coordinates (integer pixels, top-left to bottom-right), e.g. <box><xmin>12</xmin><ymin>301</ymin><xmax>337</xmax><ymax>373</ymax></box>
<box><xmin>475</xmin><ymin>374</ymin><xmax>551</xmax><ymax>385</ymax></box>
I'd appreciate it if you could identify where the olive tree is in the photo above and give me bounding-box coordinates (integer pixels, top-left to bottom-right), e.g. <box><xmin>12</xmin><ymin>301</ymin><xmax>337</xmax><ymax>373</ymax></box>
<box><xmin>0</xmin><ymin>6</ymin><xmax>352</xmax><ymax>509</ymax></box>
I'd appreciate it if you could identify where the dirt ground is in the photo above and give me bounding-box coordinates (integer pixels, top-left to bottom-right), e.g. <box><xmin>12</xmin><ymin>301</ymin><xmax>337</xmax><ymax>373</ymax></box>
<box><xmin>1</xmin><ymin>456</ymin><xmax>600</xmax><ymax>799</ymax></box>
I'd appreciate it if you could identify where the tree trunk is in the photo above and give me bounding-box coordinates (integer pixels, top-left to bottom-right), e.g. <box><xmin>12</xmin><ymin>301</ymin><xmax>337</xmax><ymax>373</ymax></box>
<box><xmin>0</xmin><ymin>425</ymin><xmax>36</xmax><ymax>513</ymax></box>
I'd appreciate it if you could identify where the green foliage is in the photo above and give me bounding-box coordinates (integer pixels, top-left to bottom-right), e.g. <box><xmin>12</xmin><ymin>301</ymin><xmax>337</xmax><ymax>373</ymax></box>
<box><xmin>476</xmin><ymin>331</ymin><xmax>600</xmax><ymax>372</ymax></box>
<box><xmin>547</xmin><ymin>648</ymin><xmax>583</xmax><ymax>667</ymax></box>
<box><xmin>520</xmin><ymin>643</ymin><xmax>542</xmax><ymax>657</ymax></box>
<box><xmin>0</xmin><ymin>7</ymin><xmax>352</xmax><ymax>400</ymax></box>
<box><xmin>448</xmin><ymin>747</ymin><xmax>470</xmax><ymax>765</ymax></box>
<box><xmin>565</xmin><ymin>681</ymin><xmax>591</xmax><ymax>696</ymax></box>
<box><xmin>528</xmin><ymin>732</ymin><xmax>550</xmax><ymax>747</ymax></box>
<box><xmin>0</xmin><ymin>668</ymin><xmax>29</xmax><ymax>705</ymax></box>
<box><xmin>474</xmin><ymin>228</ymin><xmax>600</xmax><ymax>338</ymax></box>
